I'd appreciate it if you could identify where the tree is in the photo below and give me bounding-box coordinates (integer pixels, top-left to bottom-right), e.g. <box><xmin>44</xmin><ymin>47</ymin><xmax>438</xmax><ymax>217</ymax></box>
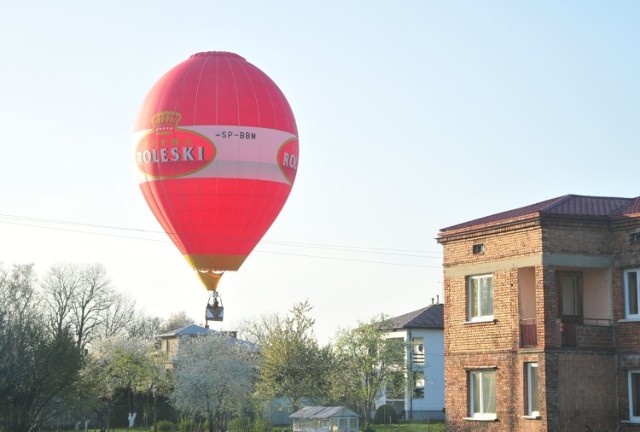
<box><xmin>170</xmin><ymin>333</ymin><xmax>258</xmax><ymax>432</ymax></box>
<box><xmin>81</xmin><ymin>336</ymin><xmax>155</xmax><ymax>430</ymax></box>
<box><xmin>73</xmin><ymin>263</ymin><xmax>117</xmax><ymax>350</ymax></box>
<box><xmin>0</xmin><ymin>263</ymin><xmax>83</xmax><ymax>432</ymax></box>
<box><xmin>126</xmin><ymin>313</ymin><xmax>164</xmax><ymax>342</ymax></box>
<box><xmin>41</xmin><ymin>262</ymin><xmax>83</xmax><ymax>338</ymax></box>
<box><xmin>99</xmin><ymin>291</ymin><xmax>137</xmax><ymax>339</ymax></box>
<box><xmin>332</xmin><ymin>315</ymin><xmax>407</xmax><ymax>430</ymax></box>
<box><xmin>246</xmin><ymin>301</ymin><xmax>333</xmax><ymax>412</ymax></box>
<box><xmin>159</xmin><ymin>310</ymin><xmax>195</xmax><ymax>333</ymax></box>
<box><xmin>41</xmin><ymin>263</ymin><xmax>124</xmax><ymax>349</ymax></box>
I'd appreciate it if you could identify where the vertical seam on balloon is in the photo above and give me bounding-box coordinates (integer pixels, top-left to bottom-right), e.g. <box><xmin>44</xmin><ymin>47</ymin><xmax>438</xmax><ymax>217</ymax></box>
<box><xmin>215</xmin><ymin>56</ymin><xmax>219</xmax><ymax>124</ymax></box>
<box><xmin>192</xmin><ymin>53</ymin><xmax>210</xmax><ymax>124</ymax></box>
<box><xmin>241</xmin><ymin>57</ymin><xmax>262</xmax><ymax>126</ymax></box>
<box><xmin>223</xmin><ymin>54</ymin><xmax>240</xmax><ymax>125</ymax></box>
<box><xmin>174</xmin><ymin>58</ymin><xmax>198</xmax><ymax>116</ymax></box>
<box><xmin>255</xmin><ymin>68</ymin><xmax>277</xmax><ymax>129</ymax></box>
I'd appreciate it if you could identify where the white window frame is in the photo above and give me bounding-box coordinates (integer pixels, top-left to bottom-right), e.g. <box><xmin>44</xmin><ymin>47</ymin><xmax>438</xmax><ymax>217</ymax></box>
<box><xmin>468</xmin><ymin>369</ymin><xmax>497</xmax><ymax>420</ymax></box>
<box><xmin>526</xmin><ymin>363</ymin><xmax>539</xmax><ymax>418</ymax></box>
<box><xmin>624</xmin><ymin>269</ymin><xmax>640</xmax><ymax>320</ymax></box>
<box><xmin>468</xmin><ymin>274</ymin><xmax>494</xmax><ymax>321</ymax></box>
<box><xmin>629</xmin><ymin>370</ymin><xmax>640</xmax><ymax>422</ymax></box>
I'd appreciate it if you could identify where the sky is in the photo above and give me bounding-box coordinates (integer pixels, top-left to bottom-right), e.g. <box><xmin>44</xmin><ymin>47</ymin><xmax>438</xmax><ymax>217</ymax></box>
<box><xmin>0</xmin><ymin>1</ymin><xmax>638</xmax><ymax>343</ymax></box>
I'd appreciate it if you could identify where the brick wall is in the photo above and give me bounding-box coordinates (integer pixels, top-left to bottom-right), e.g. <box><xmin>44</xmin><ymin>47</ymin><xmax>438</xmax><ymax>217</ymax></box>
<box><xmin>444</xmin><ymin>352</ymin><xmax>548</xmax><ymax>432</ymax></box>
<box><xmin>556</xmin><ymin>352</ymin><xmax>617</xmax><ymax>431</ymax></box>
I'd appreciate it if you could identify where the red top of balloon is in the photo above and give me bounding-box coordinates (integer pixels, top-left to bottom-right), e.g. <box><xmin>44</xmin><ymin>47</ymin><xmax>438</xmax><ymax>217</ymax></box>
<box><xmin>134</xmin><ymin>51</ymin><xmax>297</xmax><ymax>135</ymax></box>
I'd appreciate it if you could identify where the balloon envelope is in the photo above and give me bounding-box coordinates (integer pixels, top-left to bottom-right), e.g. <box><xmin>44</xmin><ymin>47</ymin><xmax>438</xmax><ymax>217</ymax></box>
<box><xmin>133</xmin><ymin>52</ymin><xmax>298</xmax><ymax>288</ymax></box>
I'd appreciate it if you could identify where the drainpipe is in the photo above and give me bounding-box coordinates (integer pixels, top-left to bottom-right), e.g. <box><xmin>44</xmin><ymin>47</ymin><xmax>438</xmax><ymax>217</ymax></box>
<box><xmin>407</xmin><ymin>329</ymin><xmax>413</xmax><ymax>421</ymax></box>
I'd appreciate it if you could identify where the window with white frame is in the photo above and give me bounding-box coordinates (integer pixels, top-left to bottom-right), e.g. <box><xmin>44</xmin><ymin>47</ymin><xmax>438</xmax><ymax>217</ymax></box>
<box><xmin>468</xmin><ymin>275</ymin><xmax>494</xmax><ymax>321</ymax></box>
<box><xmin>412</xmin><ymin>370</ymin><xmax>425</xmax><ymax>399</ymax></box>
<box><xmin>469</xmin><ymin>369</ymin><xmax>496</xmax><ymax>419</ymax></box>
<box><xmin>526</xmin><ymin>363</ymin><xmax>539</xmax><ymax>417</ymax></box>
<box><xmin>624</xmin><ymin>269</ymin><xmax>640</xmax><ymax>320</ymax></box>
<box><xmin>630</xmin><ymin>370</ymin><xmax>640</xmax><ymax>422</ymax></box>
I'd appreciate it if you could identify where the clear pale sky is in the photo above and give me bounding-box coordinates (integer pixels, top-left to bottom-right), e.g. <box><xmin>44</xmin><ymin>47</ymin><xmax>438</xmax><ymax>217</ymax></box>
<box><xmin>0</xmin><ymin>1</ymin><xmax>638</xmax><ymax>343</ymax></box>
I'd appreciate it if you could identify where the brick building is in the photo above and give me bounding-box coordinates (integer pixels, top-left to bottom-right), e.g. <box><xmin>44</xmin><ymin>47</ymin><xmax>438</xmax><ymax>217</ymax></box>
<box><xmin>437</xmin><ymin>194</ymin><xmax>640</xmax><ymax>431</ymax></box>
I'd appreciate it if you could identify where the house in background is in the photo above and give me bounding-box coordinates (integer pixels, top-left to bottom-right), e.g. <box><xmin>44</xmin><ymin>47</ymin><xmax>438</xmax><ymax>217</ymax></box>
<box><xmin>156</xmin><ymin>324</ymin><xmax>237</xmax><ymax>364</ymax></box>
<box><xmin>379</xmin><ymin>302</ymin><xmax>445</xmax><ymax>421</ymax></box>
<box><xmin>157</xmin><ymin>324</ymin><xmax>213</xmax><ymax>363</ymax></box>
<box><xmin>437</xmin><ymin>194</ymin><xmax>640</xmax><ymax>431</ymax></box>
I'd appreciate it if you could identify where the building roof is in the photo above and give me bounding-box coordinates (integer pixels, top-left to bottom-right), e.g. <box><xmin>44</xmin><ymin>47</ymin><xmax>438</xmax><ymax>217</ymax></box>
<box><xmin>390</xmin><ymin>303</ymin><xmax>443</xmax><ymax>330</ymax></box>
<box><xmin>156</xmin><ymin>324</ymin><xmax>215</xmax><ymax>339</ymax></box>
<box><xmin>290</xmin><ymin>406</ymin><xmax>360</xmax><ymax>419</ymax></box>
<box><xmin>440</xmin><ymin>194</ymin><xmax>640</xmax><ymax>233</ymax></box>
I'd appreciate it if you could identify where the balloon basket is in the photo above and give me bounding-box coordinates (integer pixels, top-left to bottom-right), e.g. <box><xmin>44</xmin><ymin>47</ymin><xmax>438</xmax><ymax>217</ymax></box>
<box><xmin>205</xmin><ymin>291</ymin><xmax>224</xmax><ymax>325</ymax></box>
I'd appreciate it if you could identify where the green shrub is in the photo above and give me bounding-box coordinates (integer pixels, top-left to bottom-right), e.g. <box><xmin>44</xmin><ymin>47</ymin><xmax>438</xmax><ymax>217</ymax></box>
<box><xmin>156</xmin><ymin>419</ymin><xmax>174</xmax><ymax>432</ymax></box>
<box><xmin>229</xmin><ymin>417</ymin><xmax>251</xmax><ymax>432</ymax></box>
<box><xmin>178</xmin><ymin>417</ymin><xmax>197</xmax><ymax>432</ymax></box>
<box><xmin>372</xmin><ymin>404</ymin><xmax>399</xmax><ymax>424</ymax></box>
<box><xmin>252</xmin><ymin>418</ymin><xmax>271</xmax><ymax>432</ymax></box>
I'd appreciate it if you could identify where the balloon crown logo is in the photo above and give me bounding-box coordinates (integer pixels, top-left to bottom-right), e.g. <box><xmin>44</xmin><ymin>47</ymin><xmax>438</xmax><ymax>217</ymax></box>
<box><xmin>151</xmin><ymin>111</ymin><xmax>183</xmax><ymax>135</ymax></box>
<box><xmin>135</xmin><ymin>111</ymin><xmax>215</xmax><ymax>179</ymax></box>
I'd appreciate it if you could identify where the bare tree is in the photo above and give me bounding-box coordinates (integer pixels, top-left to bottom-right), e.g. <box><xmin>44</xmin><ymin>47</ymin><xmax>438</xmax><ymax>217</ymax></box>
<box><xmin>0</xmin><ymin>263</ymin><xmax>39</xmax><ymax>323</ymax></box>
<box><xmin>100</xmin><ymin>291</ymin><xmax>137</xmax><ymax>339</ymax></box>
<box><xmin>126</xmin><ymin>313</ymin><xmax>164</xmax><ymax>342</ymax></box>
<box><xmin>159</xmin><ymin>310</ymin><xmax>196</xmax><ymax>333</ymax></box>
<box><xmin>41</xmin><ymin>263</ymin><xmax>83</xmax><ymax>338</ymax></box>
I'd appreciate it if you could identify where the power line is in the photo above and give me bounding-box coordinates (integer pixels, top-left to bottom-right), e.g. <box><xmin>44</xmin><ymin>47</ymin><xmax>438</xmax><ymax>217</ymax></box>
<box><xmin>0</xmin><ymin>213</ymin><xmax>443</xmax><ymax>267</ymax></box>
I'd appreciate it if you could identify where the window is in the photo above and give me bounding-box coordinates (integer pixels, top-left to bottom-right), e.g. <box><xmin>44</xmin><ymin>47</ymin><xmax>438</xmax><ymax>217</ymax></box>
<box><xmin>468</xmin><ymin>275</ymin><xmax>493</xmax><ymax>321</ymax></box>
<box><xmin>558</xmin><ymin>272</ymin><xmax>582</xmax><ymax>317</ymax></box>
<box><xmin>413</xmin><ymin>370</ymin><xmax>425</xmax><ymax>399</ymax></box>
<box><xmin>629</xmin><ymin>371</ymin><xmax>640</xmax><ymax>422</ymax></box>
<box><xmin>625</xmin><ymin>269</ymin><xmax>640</xmax><ymax>320</ymax></box>
<box><xmin>472</xmin><ymin>244</ymin><xmax>485</xmax><ymax>254</ymax></box>
<box><xmin>525</xmin><ymin>363</ymin><xmax>539</xmax><ymax>417</ymax></box>
<box><xmin>469</xmin><ymin>370</ymin><xmax>496</xmax><ymax>419</ymax></box>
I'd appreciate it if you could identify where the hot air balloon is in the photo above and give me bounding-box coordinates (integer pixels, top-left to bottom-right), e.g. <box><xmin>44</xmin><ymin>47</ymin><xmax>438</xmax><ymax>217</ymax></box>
<box><xmin>133</xmin><ymin>52</ymin><xmax>299</xmax><ymax>322</ymax></box>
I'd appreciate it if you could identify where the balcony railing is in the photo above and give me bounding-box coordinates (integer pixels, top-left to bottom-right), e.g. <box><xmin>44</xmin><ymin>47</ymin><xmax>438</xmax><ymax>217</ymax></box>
<box><xmin>411</xmin><ymin>352</ymin><xmax>425</xmax><ymax>365</ymax></box>
<box><xmin>558</xmin><ymin>317</ymin><xmax>613</xmax><ymax>348</ymax></box>
<box><xmin>520</xmin><ymin>318</ymin><xmax>538</xmax><ymax>347</ymax></box>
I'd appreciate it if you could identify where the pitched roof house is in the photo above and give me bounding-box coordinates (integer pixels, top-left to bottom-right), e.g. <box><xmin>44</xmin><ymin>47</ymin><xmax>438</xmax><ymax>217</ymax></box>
<box><xmin>437</xmin><ymin>194</ymin><xmax>640</xmax><ymax>431</ymax></box>
<box><xmin>380</xmin><ymin>303</ymin><xmax>445</xmax><ymax>421</ymax></box>
<box><xmin>156</xmin><ymin>324</ymin><xmax>237</xmax><ymax>363</ymax></box>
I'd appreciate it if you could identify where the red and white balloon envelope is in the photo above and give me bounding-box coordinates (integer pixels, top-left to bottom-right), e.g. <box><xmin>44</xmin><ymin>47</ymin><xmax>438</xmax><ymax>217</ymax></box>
<box><xmin>133</xmin><ymin>52</ymin><xmax>299</xmax><ymax>322</ymax></box>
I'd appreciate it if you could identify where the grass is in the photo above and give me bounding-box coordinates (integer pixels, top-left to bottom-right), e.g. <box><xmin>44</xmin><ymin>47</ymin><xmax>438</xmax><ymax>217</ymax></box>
<box><xmin>82</xmin><ymin>421</ymin><xmax>447</xmax><ymax>432</ymax></box>
<box><xmin>369</xmin><ymin>421</ymin><xmax>446</xmax><ymax>432</ymax></box>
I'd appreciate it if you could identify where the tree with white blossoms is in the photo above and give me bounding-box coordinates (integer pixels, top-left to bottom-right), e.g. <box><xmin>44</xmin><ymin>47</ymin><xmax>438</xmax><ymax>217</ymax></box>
<box><xmin>170</xmin><ymin>333</ymin><xmax>258</xmax><ymax>432</ymax></box>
